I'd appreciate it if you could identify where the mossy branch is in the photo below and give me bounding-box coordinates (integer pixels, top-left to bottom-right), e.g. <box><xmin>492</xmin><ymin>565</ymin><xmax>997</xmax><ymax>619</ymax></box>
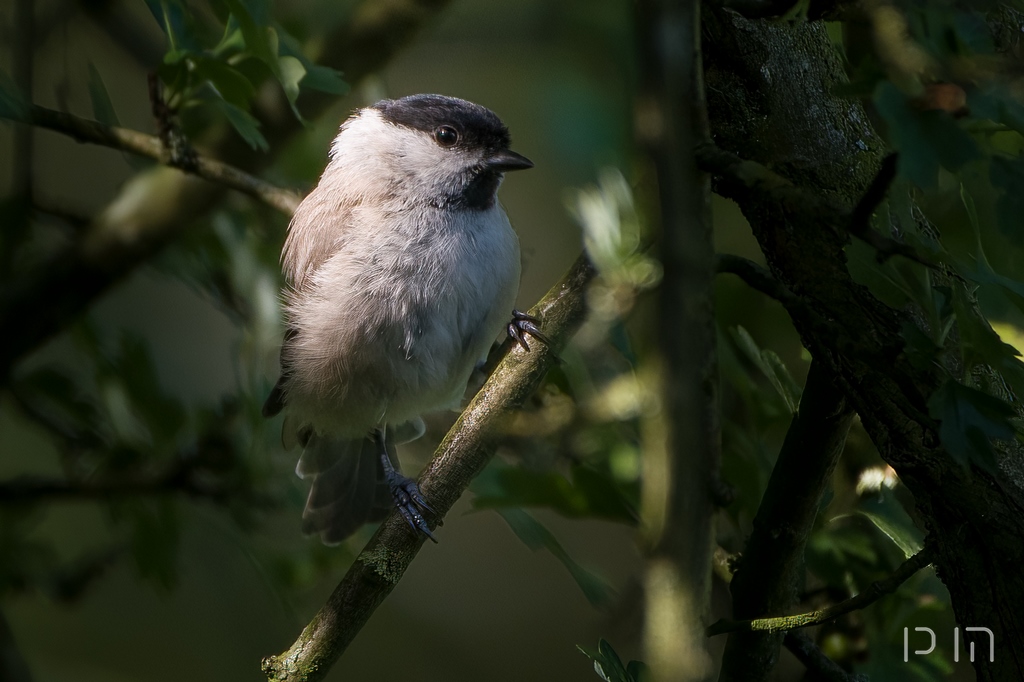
<box><xmin>261</xmin><ymin>255</ymin><xmax>595</xmax><ymax>682</ymax></box>
<box><xmin>707</xmin><ymin>547</ymin><xmax>935</xmax><ymax>637</ymax></box>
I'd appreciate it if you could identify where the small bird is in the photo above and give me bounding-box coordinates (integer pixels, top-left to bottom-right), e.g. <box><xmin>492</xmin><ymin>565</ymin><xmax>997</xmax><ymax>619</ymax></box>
<box><xmin>263</xmin><ymin>94</ymin><xmax>543</xmax><ymax>544</ymax></box>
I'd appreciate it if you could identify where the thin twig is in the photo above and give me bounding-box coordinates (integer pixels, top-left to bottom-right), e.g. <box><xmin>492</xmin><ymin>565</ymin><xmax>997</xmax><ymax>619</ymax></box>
<box><xmin>784</xmin><ymin>632</ymin><xmax>867</xmax><ymax>682</ymax></box>
<box><xmin>849</xmin><ymin>154</ymin><xmax>898</xmax><ymax>237</ymax></box>
<box><xmin>0</xmin><ymin>471</ymin><xmax>224</xmax><ymax>503</ymax></box>
<box><xmin>847</xmin><ymin>154</ymin><xmax>926</xmax><ymax>265</ymax></box>
<box><xmin>10</xmin><ymin>104</ymin><xmax>300</xmax><ymax>215</ymax></box>
<box><xmin>707</xmin><ymin>546</ymin><xmax>935</xmax><ymax>636</ymax></box>
<box><xmin>148</xmin><ymin>73</ymin><xmax>199</xmax><ymax>173</ymax></box>
<box><xmin>261</xmin><ymin>255</ymin><xmax>595</xmax><ymax>682</ymax></box>
<box><xmin>714</xmin><ymin>254</ymin><xmax>799</xmax><ymax>305</ymax></box>
<box><xmin>0</xmin><ymin>444</ymin><xmax>257</xmax><ymax>505</ymax></box>
<box><xmin>714</xmin><ymin>253</ymin><xmax>849</xmax><ymax>348</ymax></box>
<box><xmin>697</xmin><ymin>143</ymin><xmax>935</xmax><ymax>269</ymax></box>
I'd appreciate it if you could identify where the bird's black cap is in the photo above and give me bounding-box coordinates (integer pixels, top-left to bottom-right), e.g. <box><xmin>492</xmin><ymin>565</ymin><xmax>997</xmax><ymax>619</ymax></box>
<box><xmin>373</xmin><ymin>94</ymin><xmax>512</xmax><ymax>151</ymax></box>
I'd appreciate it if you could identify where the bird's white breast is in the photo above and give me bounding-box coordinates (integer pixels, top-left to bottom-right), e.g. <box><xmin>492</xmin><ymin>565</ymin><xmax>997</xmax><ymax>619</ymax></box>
<box><xmin>282</xmin><ymin>201</ymin><xmax>521</xmax><ymax>439</ymax></box>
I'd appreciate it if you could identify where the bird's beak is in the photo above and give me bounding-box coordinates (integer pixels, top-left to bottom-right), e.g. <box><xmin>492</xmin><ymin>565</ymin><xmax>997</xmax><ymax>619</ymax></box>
<box><xmin>485</xmin><ymin>149</ymin><xmax>534</xmax><ymax>172</ymax></box>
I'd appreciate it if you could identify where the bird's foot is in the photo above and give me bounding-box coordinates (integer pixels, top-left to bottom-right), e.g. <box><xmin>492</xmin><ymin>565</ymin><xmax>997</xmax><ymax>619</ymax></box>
<box><xmin>382</xmin><ymin>456</ymin><xmax>437</xmax><ymax>543</ymax></box>
<box><xmin>507</xmin><ymin>309</ymin><xmax>550</xmax><ymax>351</ymax></box>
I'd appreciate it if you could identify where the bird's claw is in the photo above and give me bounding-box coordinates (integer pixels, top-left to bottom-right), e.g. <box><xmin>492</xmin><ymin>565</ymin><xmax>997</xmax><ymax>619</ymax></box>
<box><xmin>386</xmin><ymin>469</ymin><xmax>438</xmax><ymax>543</ymax></box>
<box><xmin>507</xmin><ymin>309</ymin><xmax>549</xmax><ymax>351</ymax></box>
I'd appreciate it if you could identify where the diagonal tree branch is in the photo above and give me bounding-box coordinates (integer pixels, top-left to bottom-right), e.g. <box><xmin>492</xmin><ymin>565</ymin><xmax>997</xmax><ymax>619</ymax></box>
<box><xmin>5</xmin><ymin>105</ymin><xmax>302</xmax><ymax>215</ymax></box>
<box><xmin>717</xmin><ymin>360</ymin><xmax>855</xmax><ymax>681</ymax></box>
<box><xmin>261</xmin><ymin>255</ymin><xmax>595</xmax><ymax>682</ymax></box>
<box><xmin>708</xmin><ymin>546</ymin><xmax>935</xmax><ymax>636</ymax></box>
<box><xmin>715</xmin><ymin>253</ymin><xmax>801</xmax><ymax>307</ymax></box>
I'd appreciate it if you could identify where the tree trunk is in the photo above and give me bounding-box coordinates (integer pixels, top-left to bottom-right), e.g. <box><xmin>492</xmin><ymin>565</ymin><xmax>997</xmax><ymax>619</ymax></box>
<box><xmin>702</xmin><ymin>11</ymin><xmax>1024</xmax><ymax>680</ymax></box>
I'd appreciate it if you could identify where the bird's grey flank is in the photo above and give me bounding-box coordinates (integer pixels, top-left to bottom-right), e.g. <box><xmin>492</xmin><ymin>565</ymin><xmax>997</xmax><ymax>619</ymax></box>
<box><xmin>263</xmin><ymin>94</ymin><xmax>540</xmax><ymax>544</ymax></box>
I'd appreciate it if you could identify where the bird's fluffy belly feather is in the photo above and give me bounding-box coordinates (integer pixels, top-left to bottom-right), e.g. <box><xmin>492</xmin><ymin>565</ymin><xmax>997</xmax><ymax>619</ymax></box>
<box><xmin>282</xmin><ymin>206</ymin><xmax>520</xmax><ymax>438</ymax></box>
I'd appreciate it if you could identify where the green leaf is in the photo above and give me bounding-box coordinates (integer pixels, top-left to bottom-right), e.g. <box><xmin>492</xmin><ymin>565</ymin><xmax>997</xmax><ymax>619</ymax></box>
<box><xmin>211</xmin><ymin>98</ymin><xmax>268</xmax><ymax>151</ymax></box>
<box><xmin>731</xmin><ymin>326</ymin><xmax>802</xmax><ymax>414</ymax></box>
<box><xmin>473</xmin><ymin>464</ymin><xmax>637</xmax><ymax>524</ymax></box>
<box><xmin>99</xmin><ymin>380</ymin><xmax>150</xmax><ymax>448</ymax></box>
<box><xmin>954</xmin><ymin>9</ymin><xmax>993</xmax><ymax>53</ymax></box>
<box><xmin>301</xmin><ymin>64</ymin><xmax>348</xmax><ymax>95</ymax></box>
<box><xmin>952</xmin><ymin>184</ymin><xmax>1024</xmax><ymax>321</ymax></box>
<box><xmin>87</xmin><ymin>63</ymin><xmax>120</xmax><ymax>126</ymax></box>
<box><xmin>277</xmin><ymin>54</ymin><xmax>306</xmax><ymax>120</ymax></box>
<box><xmin>949</xmin><ymin>285</ymin><xmax>1024</xmax><ymax>399</ymax></box>
<box><xmin>875</xmin><ymin>82</ymin><xmax>980</xmax><ymax>188</ymax></box>
<box><xmin>597</xmin><ymin>640</ymin><xmax>629</xmax><ymax>681</ymax></box>
<box><xmin>858</xmin><ymin>489</ymin><xmax>925</xmax><ymax>559</ymax></box>
<box><xmin>625</xmin><ymin>660</ymin><xmax>650</xmax><ymax>682</ymax></box>
<box><xmin>900</xmin><ymin>320</ymin><xmax>943</xmax><ymax>372</ymax></box>
<box><xmin>191</xmin><ymin>55</ymin><xmax>256</xmax><ymax>108</ymax></box>
<box><xmin>225</xmin><ymin>0</ymin><xmax>278</xmax><ymax>75</ymax></box>
<box><xmin>11</xmin><ymin>368</ymin><xmax>101</xmax><ymax>445</ymax></box>
<box><xmin>496</xmin><ymin>508</ymin><xmax>615</xmax><ymax>608</ymax></box>
<box><xmin>990</xmin><ymin>156</ymin><xmax>1024</xmax><ymax>246</ymax></box>
<box><xmin>927</xmin><ymin>379</ymin><xmax>1016</xmax><ymax>473</ymax></box>
<box><xmin>577</xmin><ymin>639</ymin><xmax>646</xmax><ymax>682</ymax></box>
<box><xmin>210</xmin><ymin>13</ymin><xmax>247</xmax><ymax>54</ymax></box>
<box><xmin>969</xmin><ymin>87</ymin><xmax>1024</xmax><ymax>137</ymax></box>
<box><xmin>762</xmin><ymin>350</ymin><xmax>802</xmax><ymax>414</ymax></box>
<box><xmin>272</xmin><ymin>21</ymin><xmax>349</xmax><ymax>97</ymax></box>
<box><xmin>143</xmin><ymin>0</ymin><xmax>201</xmax><ymax>54</ymax></box>
<box><xmin>221</xmin><ymin>0</ymin><xmax>313</xmax><ymax>122</ymax></box>
<box><xmin>845</xmin><ymin>239</ymin><xmax>914</xmax><ymax>310</ymax></box>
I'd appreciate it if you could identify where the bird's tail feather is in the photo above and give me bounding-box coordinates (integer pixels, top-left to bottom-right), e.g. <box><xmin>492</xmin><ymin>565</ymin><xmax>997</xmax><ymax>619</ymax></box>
<box><xmin>296</xmin><ymin>420</ymin><xmax>423</xmax><ymax>545</ymax></box>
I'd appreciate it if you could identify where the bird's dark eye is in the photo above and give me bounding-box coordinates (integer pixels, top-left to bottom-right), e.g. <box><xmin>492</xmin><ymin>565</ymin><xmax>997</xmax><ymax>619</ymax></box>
<box><xmin>434</xmin><ymin>125</ymin><xmax>459</xmax><ymax>147</ymax></box>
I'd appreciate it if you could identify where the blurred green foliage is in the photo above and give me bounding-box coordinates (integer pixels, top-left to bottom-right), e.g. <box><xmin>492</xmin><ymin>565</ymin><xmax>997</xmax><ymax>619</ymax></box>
<box><xmin>144</xmin><ymin>0</ymin><xmax>347</xmax><ymax>148</ymax></box>
<box><xmin>579</xmin><ymin>638</ymin><xmax>650</xmax><ymax>682</ymax></box>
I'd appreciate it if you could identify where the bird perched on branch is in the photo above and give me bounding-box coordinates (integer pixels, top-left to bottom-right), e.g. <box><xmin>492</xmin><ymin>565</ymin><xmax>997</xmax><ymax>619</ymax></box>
<box><xmin>263</xmin><ymin>94</ymin><xmax>543</xmax><ymax>544</ymax></box>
